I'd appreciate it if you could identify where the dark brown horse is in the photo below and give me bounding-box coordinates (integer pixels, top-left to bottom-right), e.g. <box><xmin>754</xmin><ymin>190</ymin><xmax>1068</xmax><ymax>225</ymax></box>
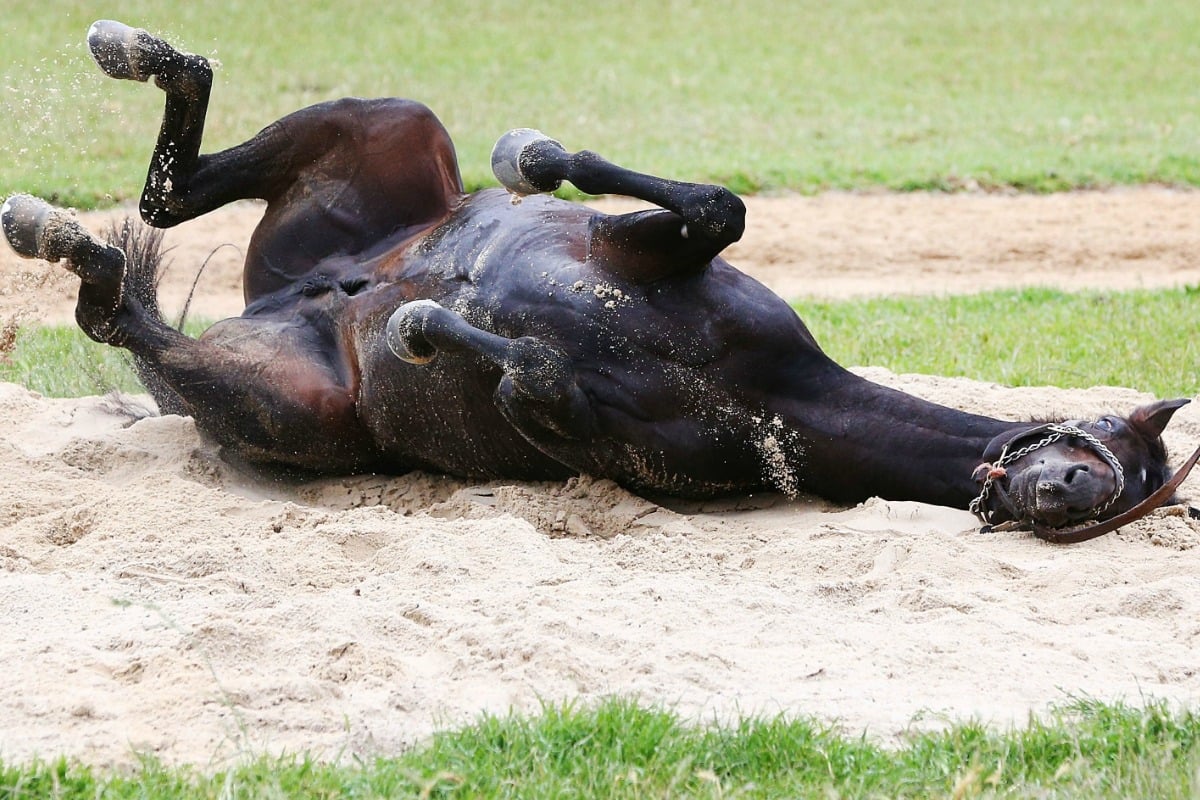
<box><xmin>3</xmin><ymin>21</ymin><xmax>1195</xmax><ymax>541</ymax></box>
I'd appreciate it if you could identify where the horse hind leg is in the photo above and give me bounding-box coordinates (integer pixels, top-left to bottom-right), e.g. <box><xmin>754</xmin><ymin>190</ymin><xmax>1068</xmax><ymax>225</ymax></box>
<box><xmin>2</xmin><ymin>195</ymin><xmax>126</xmax><ymax>341</ymax></box>
<box><xmin>88</xmin><ymin>20</ymin><xmax>214</xmax><ymax>227</ymax></box>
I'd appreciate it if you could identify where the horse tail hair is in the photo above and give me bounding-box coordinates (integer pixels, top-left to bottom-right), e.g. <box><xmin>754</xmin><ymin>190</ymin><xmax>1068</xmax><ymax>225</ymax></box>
<box><xmin>103</xmin><ymin>217</ymin><xmax>168</xmax><ymax>324</ymax></box>
<box><xmin>101</xmin><ymin>217</ymin><xmax>190</xmax><ymax>417</ymax></box>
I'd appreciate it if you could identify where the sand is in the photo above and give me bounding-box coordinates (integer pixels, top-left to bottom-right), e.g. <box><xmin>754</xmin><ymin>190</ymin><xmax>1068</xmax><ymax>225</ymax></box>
<box><xmin>1</xmin><ymin>191</ymin><xmax>1199</xmax><ymax>767</ymax></box>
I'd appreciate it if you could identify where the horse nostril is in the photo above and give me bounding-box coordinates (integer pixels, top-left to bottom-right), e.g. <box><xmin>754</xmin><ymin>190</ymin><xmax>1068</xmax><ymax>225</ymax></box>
<box><xmin>1064</xmin><ymin>464</ymin><xmax>1090</xmax><ymax>484</ymax></box>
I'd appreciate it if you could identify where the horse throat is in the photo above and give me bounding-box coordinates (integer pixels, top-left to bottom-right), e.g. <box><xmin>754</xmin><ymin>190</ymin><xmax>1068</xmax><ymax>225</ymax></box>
<box><xmin>780</xmin><ymin>373</ymin><xmax>1021</xmax><ymax>509</ymax></box>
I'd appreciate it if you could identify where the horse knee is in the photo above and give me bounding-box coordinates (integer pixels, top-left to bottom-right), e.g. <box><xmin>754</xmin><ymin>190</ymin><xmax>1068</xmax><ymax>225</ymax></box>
<box><xmin>138</xmin><ymin>193</ymin><xmax>190</xmax><ymax>228</ymax></box>
<box><xmin>676</xmin><ymin>185</ymin><xmax>745</xmax><ymax>243</ymax></box>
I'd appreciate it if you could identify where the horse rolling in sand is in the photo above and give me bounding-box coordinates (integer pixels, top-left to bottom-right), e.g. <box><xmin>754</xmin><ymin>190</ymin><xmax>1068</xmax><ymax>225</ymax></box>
<box><xmin>3</xmin><ymin>21</ymin><xmax>1196</xmax><ymax>543</ymax></box>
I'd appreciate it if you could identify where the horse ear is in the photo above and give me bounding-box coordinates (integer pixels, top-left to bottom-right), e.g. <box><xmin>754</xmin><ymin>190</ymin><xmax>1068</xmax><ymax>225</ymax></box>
<box><xmin>1128</xmin><ymin>398</ymin><xmax>1190</xmax><ymax>440</ymax></box>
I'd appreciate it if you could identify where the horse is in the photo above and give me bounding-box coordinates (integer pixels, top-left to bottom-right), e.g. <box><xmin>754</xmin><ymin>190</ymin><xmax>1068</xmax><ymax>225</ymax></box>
<box><xmin>3</xmin><ymin>20</ymin><xmax>1196</xmax><ymax>543</ymax></box>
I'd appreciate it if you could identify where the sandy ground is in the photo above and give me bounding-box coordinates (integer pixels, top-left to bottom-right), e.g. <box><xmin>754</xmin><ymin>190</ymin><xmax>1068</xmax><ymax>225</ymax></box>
<box><xmin>2</xmin><ymin>191</ymin><xmax>1200</xmax><ymax>767</ymax></box>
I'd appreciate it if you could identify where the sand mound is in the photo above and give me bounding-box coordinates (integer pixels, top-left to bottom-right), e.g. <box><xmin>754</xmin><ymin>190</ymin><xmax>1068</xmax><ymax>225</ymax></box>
<box><xmin>2</xmin><ymin>372</ymin><xmax>1198</xmax><ymax>767</ymax></box>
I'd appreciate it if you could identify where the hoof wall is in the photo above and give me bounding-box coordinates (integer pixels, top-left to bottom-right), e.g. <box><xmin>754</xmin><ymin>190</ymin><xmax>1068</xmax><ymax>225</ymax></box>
<box><xmin>88</xmin><ymin>20</ymin><xmax>152</xmax><ymax>81</ymax></box>
<box><xmin>1</xmin><ymin>194</ymin><xmax>55</xmax><ymax>259</ymax></box>
<box><xmin>491</xmin><ymin>128</ymin><xmax>565</xmax><ymax>195</ymax></box>
<box><xmin>386</xmin><ymin>300</ymin><xmax>440</xmax><ymax>365</ymax></box>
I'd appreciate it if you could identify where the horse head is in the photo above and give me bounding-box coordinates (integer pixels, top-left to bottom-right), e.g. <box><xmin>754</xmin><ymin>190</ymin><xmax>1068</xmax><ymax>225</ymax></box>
<box><xmin>971</xmin><ymin>399</ymin><xmax>1195</xmax><ymax>539</ymax></box>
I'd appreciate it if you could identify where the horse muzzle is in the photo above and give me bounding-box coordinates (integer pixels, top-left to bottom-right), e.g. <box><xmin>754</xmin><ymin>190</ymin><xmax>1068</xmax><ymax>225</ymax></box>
<box><xmin>1005</xmin><ymin>460</ymin><xmax>1118</xmax><ymax>528</ymax></box>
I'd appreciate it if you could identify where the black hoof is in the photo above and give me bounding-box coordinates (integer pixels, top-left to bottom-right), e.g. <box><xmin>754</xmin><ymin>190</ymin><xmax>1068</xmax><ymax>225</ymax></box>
<box><xmin>1</xmin><ymin>194</ymin><xmax>56</xmax><ymax>259</ymax></box>
<box><xmin>491</xmin><ymin>129</ymin><xmax>566</xmax><ymax>195</ymax></box>
<box><xmin>87</xmin><ymin>20</ymin><xmax>161</xmax><ymax>81</ymax></box>
<box><xmin>385</xmin><ymin>300</ymin><xmax>440</xmax><ymax>364</ymax></box>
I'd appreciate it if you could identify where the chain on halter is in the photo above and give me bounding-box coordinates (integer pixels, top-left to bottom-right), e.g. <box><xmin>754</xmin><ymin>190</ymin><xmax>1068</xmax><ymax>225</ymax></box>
<box><xmin>969</xmin><ymin>423</ymin><xmax>1126</xmax><ymax>526</ymax></box>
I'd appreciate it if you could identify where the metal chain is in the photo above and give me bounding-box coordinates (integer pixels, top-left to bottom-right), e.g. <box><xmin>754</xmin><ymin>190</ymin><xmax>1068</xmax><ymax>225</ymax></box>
<box><xmin>969</xmin><ymin>423</ymin><xmax>1125</xmax><ymax>524</ymax></box>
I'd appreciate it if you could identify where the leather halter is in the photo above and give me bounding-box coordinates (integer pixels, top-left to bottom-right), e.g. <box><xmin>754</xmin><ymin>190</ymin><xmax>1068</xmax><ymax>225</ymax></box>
<box><xmin>971</xmin><ymin>423</ymin><xmax>1200</xmax><ymax>544</ymax></box>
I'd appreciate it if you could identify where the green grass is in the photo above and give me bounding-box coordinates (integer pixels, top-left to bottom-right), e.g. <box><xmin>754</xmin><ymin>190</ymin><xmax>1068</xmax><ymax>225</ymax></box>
<box><xmin>0</xmin><ymin>318</ymin><xmax>207</xmax><ymax>397</ymax></box>
<box><xmin>4</xmin><ymin>0</ymin><xmax>1200</xmax><ymax>206</ymax></box>
<box><xmin>5</xmin><ymin>288</ymin><xmax>1196</xmax><ymax>399</ymax></box>
<box><xmin>799</xmin><ymin>287</ymin><xmax>1200</xmax><ymax>399</ymax></box>
<box><xmin>3</xmin><ymin>697</ymin><xmax>1199</xmax><ymax>798</ymax></box>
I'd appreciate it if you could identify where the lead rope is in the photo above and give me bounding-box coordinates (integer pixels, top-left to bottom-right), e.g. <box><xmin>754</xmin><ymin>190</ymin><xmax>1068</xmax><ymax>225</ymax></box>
<box><xmin>969</xmin><ymin>424</ymin><xmax>1126</xmax><ymax>527</ymax></box>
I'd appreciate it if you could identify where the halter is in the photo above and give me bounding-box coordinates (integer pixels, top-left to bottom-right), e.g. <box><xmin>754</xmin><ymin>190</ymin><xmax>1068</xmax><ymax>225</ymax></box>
<box><xmin>970</xmin><ymin>423</ymin><xmax>1200</xmax><ymax>545</ymax></box>
<box><xmin>969</xmin><ymin>423</ymin><xmax>1125</xmax><ymax>528</ymax></box>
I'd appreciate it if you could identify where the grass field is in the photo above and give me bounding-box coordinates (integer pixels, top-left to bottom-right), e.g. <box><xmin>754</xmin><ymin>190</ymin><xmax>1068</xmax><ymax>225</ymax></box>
<box><xmin>4</xmin><ymin>1</ymin><xmax>1200</xmax><ymax>794</ymax></box>
<box><xmin>4</xmin><ymin>698</ymin><xmax>1200</xmax><ymax>799</ymax></box>
<box><xmin>4</xmin><ymin>0</ymin><xmax>1200</xmax><ymax>206</ymax></box>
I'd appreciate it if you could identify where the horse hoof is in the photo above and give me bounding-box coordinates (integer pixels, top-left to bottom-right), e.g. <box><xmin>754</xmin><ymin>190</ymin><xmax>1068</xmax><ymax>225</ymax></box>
<box><xmin>88</xmin><ymin>20</ymin><xmax>158</xmax><ymax>81</ymax></box>
<box><xmin>386</xmin><ymin>300</ymin><xmax>440</xmax><ymax>365</ymax></box>
<box><xmin>491</xmin><ymin>129</ymin><xmax>565</xmax><ymax>195</ymax></box>
<box><xmin>1</xmin><ymin>194</ymin><xmax>56</xmax><ymax>259</ymax></box>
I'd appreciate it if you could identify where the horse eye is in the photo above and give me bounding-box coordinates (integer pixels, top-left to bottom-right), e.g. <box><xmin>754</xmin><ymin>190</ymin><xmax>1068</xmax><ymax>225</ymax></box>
<box><xmin>1096</xmin><ymin>417</ymin><xmax>1115</xmax><ymax>432</ymax></box>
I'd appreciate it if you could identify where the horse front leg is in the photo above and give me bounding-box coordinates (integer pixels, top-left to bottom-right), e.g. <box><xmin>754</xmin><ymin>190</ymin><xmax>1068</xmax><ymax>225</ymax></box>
<box><xmin>386</xmin><ymin>299</ymin><xmax>595</xmax><ymax>444</ymax></box>
<box><xmin>88</xmin><ymin>20</ymin><xmax>250</xmax><ymax>227</ymax></box>
<box><xmin>491</xmin><ymin>129</ymin><xmax>746</xmax><ymax>279</ymax></box>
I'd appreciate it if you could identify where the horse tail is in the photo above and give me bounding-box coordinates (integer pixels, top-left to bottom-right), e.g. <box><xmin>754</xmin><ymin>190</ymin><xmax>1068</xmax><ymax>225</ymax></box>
<box><xmin>103</xmin><ymin>216</ymin><xmax>168</xmax><ymax>323</ymax></box>
<box><xmin>101</xmin><ymin>217</ymin><xmax>190</xmax><ymax>416</ymax></box>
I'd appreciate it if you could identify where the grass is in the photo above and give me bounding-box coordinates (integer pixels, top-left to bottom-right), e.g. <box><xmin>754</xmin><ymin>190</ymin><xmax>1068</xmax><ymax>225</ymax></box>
<box><xmin>2</xmin><ymin>697</ymin><xmax>1199</xmax><ymax>798</ymax></box>
<box><xmin>4</xmin><ymin>0</ymin><xmax>1200</xmax><ymax>206</ymax></box>
<box><xmin>0</xmin><ymin>318</ymin><xmax>207</xmax><ymax>397</ymax></box>
<box><xmin>5</xmin><ymin>287</ymin><xmax>1197</xmax><ymax>399</ymax></box>
<box><xmin>800</xmin><ymin>287</ymin><xmax>1200</xmax><ymax>399</ymax></box>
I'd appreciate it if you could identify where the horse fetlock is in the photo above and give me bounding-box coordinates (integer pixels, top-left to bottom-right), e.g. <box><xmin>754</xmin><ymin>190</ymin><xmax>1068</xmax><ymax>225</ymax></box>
<box><xmin>505</xmin><ymin>338</ymin><xmax>573</xmax><ymax>395</ymax></box>
<box><xmin>386</xmin><ymin>300</ymin><xmax>441</xmax><ymax>364</ymax></box>
<box><xmin>496</xmin><ymin>343</ymin><xmax>592</xmax><ymax>440</ymax></box>
<box><xmin>152</xmin><ymin>52</ymin><xmax>213</xmax><ymax>98</ymax></box>
<box><xmin>75</xmin><ymin>297</ymin><xmax>130</xmax><ymax>346</ymax></box>
<box><xmin>491</xmin><ymin>128</ymin><xmax>565</xmax><ymax>195</ymax></box>
<box><xmin>682</xmin><ymin>186</ymin><xmax>746</xmax><ymax>242</ymax></box>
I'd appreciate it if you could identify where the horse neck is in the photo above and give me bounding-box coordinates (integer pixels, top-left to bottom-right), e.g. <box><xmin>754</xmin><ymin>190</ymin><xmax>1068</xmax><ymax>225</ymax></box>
<box><xmin>789</xmin><ymin>367</ymin><xmax>1027</xmax><ymax>508</ymax></box>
